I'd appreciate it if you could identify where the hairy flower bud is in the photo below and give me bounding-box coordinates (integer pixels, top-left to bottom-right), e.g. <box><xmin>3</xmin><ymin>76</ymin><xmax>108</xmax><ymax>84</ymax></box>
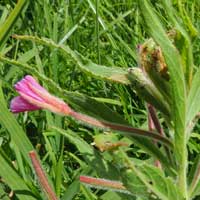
<box><xmin>10</xmin><ymin>75</ymin><xmax>72</xmax><ymax>115</ymax></box>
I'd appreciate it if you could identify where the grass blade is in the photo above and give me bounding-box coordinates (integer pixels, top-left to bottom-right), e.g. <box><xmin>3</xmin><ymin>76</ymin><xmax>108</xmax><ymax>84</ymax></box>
<box><xmin>188</xmin><ymin>155</ymin><xmax>200</xmax><ymax>198</ymax></box>
<box><xmin>0</xmin><ymin>82</ymin><xmax>34</xmax><ymax>165</ymax></box>
<box><xmin>0</xmin><ymin>149</ymin><xmax>37</xmax><ymax>200</ymax></box>
<box><xmin>0</xmin><ymin>0</ymin><xmax>28</xmax><ymax>49</ymax></box>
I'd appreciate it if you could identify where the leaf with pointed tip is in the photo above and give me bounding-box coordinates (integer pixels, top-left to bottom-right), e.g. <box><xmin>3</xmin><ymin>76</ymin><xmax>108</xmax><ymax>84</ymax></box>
<box><xmin>139</xmin><ymin>0</ymin><xmax>186</xmax><ymax>187</ymax></box>
<box><xmin>140</xmin><ymin>164</ymin><xmax>182</xmax><ymax>200</ymax></box>
<box><xmin>0</xmin><ymin>0</ymin><xmax>28</xmax><ymax>50</ymax></box>
<box><xmin>188</xmin><ymin>155</ymin><xmax>200</xmax><ymax>199</ymax></box>
<box><xmin>122</xmin><ymin>169</ymin><xmax>149</xmax><ymax>199</ymax></box>
<box><xmin>61</xmin><ymin>180</ymin><xmax>80</xmax><ymax>200</ymax></box>
<box><xmin>0</xmin><ymin>149</ymin><xmax>37</xmax><ymax>200</ymax></box>
<box><xmin>122</xmin><ymin>162</ymin><xmax>182</xmax><ymax>200</ymax></box>
<box><xmin>9</xmin><ymin>35</ymin><xmax>171</xmax><ymax>117</ymax></box>
<box><xmin>51</xmin><ymin>127</ymin><xmax>120</xmax><ymax>180</ymax></box>
<box><xmin>162</xmin><ymin>0</ymin><xmax>195</xmax><ymax>87</ymax></box>
<box><xmin>0</xmin><ymin>82</ymin><xmax>34</xmax><ymax>165</ymax></box>
<box><xmin>12</xmin><ymin>35</ymin><xmax>130</xmax><ymax>84</ymax></box>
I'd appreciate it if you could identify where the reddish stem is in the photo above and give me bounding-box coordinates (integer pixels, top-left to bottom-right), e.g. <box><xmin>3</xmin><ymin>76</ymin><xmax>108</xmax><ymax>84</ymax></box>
<box><xmin>80</xmin><ymin>175</ymin><xmax>126</xmax><ymax>190</ymax></box>
<box><xmin>147</xmin><ymin>104</ymin><xmax>164</xmax><ymax>169</ymax></box>
<box><xmin>70</xmin><ymin>111</ymin><xmax>172</xmax><ymax>148</ymax></box>
<box><xmin>147</xmin><ymin>104</ymin><xmax>165</xmax><ymax>136</ymax></box>
<box><xmin>29</xmin><ymin>151</ymin><xmax>58</xmax><ymax>200</ymax></box>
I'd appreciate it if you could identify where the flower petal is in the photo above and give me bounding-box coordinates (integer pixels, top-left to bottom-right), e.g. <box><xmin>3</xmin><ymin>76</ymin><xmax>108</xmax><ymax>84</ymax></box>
<box><xmin>14</xmin><ymin>76</ymin><xmax>45</xmax><ymax>102</ymax></box>
<box><xmin>10</xmin><ymin>96</ymin><xmax>41</xmax><ymax>113</ymax></box>
<box><xmin>11</xmin><ymin>75</ymin><xmax>73</xmax><ymax>115</ymax></box>
<box><xmin>25</xmin><ymin>75</ymin><xmax>48</xmax><ymax>93</ymax></box>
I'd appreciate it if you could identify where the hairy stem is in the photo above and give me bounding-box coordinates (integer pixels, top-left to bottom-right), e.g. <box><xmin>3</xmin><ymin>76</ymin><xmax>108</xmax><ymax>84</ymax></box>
<box><xmin>29</xmin><ymin>151</ymin><xmax>58</xmax><ymax>200</ymax></box>
<box><xmin>70</xmin><ymin>111</ymin><xmax>173</xmax><ymax>148</ymax></box>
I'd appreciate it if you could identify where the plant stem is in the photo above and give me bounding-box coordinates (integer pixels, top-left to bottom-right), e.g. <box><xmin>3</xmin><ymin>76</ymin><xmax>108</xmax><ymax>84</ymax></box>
<box><xmin>70</xmin><ymin>111</ymin><xmax>173</xmax><ymax>148</ymax></box>
<box><xmin>147</xmin><ymin>105</ymin><xmax>162</xmax><ymax>169</ymax></box>
<box><xmin>176</xmin><ymin>134</ymin><xmax>188</xmax><ymax>200</ymax></box>
<box><xmin>79</xmin><ymin>175</ymin><xmax>129</xmax><ymax>193</ymax></box>
<box><xmin>29</xmin><ymin>151</ymin><xmax>58</xmax><ymax>200</ymax></box>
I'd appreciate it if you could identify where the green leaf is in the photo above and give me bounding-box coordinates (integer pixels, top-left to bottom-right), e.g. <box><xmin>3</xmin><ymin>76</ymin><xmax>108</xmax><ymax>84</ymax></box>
<box><xmin>0</xmin><ymin>149</ymin><xmax>37</xmax><ymax>200</ymax></box>
<box><xmin>10</xmin><ymin>35</ymin><xmax>171</xmax><ymax>116</ymax></box>
<box><xmin>191</xmin><ymin>181</ymin><xmax>200</xmax><ymax>200</ymax></box>
<box><xmin>61</xmin><ymin>180</ymin><xmax>80</xmax><ymax>200</ymax></box>
<box><xmin>62</xmin><ymin>91</ymin><xmax>128</xmax><ymax>125</ymax></box>
<box><xmin>121</xmin><ymin>154</ymin><xmax>182</xmax><ymax>200</ymax></box>
<box><xmin>139</xmin><ymin>0</ymin><xmax>187</xmax><ymax>194</ymax></box>
<box><xmin>187</xmin><ymin>67</ymin><xmax>200</xmax><ymax>126</ymax></box>
<box><xmin>70</xmin><ymin>51</ymin><xmax>130</xmax><ymax>85</ymax></box>
<box><xmin>100</xmin><ymin>190</ymin><xmax>134</xmax><ymax>200</ymax></box>
<box><xmin>12</xmin><ymin>35</ymin><xmax>130</xmax><ymax>84</ymax></box>
<box><xmin>122</xmin><ymin>169</ymin><xmax>149</xmax><ymax>199</ymax></box>
<box><xmin>0</xmin><ymin>184</ymin><xmax>9</xmax><ymax>200</ymax></box>
<box><xmin>188</xmin><ymin>155</ymin><xmax>200</xmax><ymax>199</ymax></box>
<box><xmin>0</xmin><ymin>0</ymin><xmax>28</xmax><ymax>50</ymax></box>
<box><xmin>162</xmin><ymin>0</ymin><xmax>195</xmax><ymax>88</ymax></box>
<box><xmin>55</xmin><ymin>153</ymin><xmax>63</xmax><ymax>197</ymax></box>
<box><xmin>51</xmin><ymin>126</ymin><xmax>120</xmax><ymax>180</ymax></box>
<box><xmin>0</xmin><ymin>82</ymin><xmax>34</xmax><ymax>165</ymax></box>
<box><xmin>139</xmin><ymin>164</ymin><xmax>182</xmax><ymax>200</ymax></box>
<box><xmin>127</xmin><ymin>69</ymin><xmax>170</xmax><ymax>118</ymax></box>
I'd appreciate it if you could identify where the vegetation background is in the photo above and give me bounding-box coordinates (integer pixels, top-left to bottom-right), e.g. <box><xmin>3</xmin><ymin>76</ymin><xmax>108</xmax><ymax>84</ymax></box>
<box><xmin>0</xmin><ymin>0</ymin><xmax>200</xmax><ymax>199</ymax></box>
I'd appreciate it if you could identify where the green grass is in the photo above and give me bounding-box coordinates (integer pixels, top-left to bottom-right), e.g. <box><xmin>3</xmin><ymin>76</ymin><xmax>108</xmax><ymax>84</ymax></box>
<box><xmin>0</xmin><ymin>0</ymin><xmax>200</xmax><ymax>199</ymax></box>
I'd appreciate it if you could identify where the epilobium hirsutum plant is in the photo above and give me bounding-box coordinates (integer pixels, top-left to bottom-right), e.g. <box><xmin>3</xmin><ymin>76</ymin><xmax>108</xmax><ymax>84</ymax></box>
<box><xmin>0</xmin><ymin>0</ymin><xmax>200</xmax><ymax>199</ymax></box>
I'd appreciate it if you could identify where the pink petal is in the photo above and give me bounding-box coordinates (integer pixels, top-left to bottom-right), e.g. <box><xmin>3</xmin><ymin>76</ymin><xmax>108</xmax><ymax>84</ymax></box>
<box><xmin>10</xmin><ymin>96</ymin><xmax>41</xmax><ymax>113</ymax></box>
<box><xmin>14</xmin><ymin>76</ymin><xmax>45</xmax><ymax>102</ymax></box>
<box><xmin>11</xmin><ymin>75</ymin><xmax>73</xmax><ymax>115</ymax></box>
<box><xmin>25</xmin><ymin>75</ymin><xmax>48</xmax><ymax>93</ymax></box>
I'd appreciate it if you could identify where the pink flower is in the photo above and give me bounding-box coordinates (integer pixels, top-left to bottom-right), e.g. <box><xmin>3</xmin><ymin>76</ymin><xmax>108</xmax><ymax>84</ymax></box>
<box><xmin>10</xmin><ymin>75</ymin><xmax>72</xmax><ymax>115</ymax></box>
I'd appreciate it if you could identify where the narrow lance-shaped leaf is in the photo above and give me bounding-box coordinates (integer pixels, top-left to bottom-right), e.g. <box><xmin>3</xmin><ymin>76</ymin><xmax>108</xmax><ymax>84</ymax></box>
<box><xmin>10</xmin><ymin>35</ymin><xmax>171</xmax><ymax>117</ymax></box>
<box><xmin>187</xmin><ymin>67</ymin><xmax>200</xmax><ymax>127</ymax></box>
<box><xmin>162</xmin><ymin>0</ymin><xmax>195</xmax><ymax>88</ymax></box>
<box><xmin>120</xmin><ymin>151</ymin><xmax>182</xmax><ymax>200</ymax></box>
<box><xmin>51</xmin><ymin>127</ymin><xmax>121</xmax><ymax>180</ymax></box>
<box><xmin>12</xmin><ymin>35</ymin><xmax>131</xmax><ymax>85</ymax></box>
<box><xmin>188</xmin><ymin>155</ymin><xmax>200</xmax><ymax>199</ymax></box>
<box><xmin>0</xmin><ymin>0</ymin><xmax>28</xmax><ymax>50</ymax></box>
<box><xmin>0</xmin><ymin>81</ymin><xmax>34</xmax><ymax>165</ymax></box>
<box><xmin>139</xmin><ymin>0</ymin><xmax>187</xmax><ymax>195</ymax></box>
<box><xmin>0</xmin><ymin>149</ymin><xmax>37</xmax><ymax>200</ymax></box>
